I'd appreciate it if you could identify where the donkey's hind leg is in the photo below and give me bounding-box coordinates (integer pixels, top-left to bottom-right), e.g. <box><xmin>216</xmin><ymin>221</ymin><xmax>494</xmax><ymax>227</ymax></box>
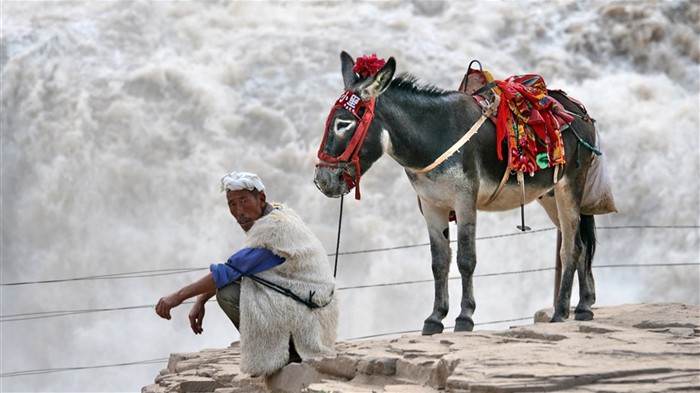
<box><xmin>574</xmin><ymin>214</ymin><xmax>597</xmax><ymax>321</ymax></box>
<box><xmin>420</xmin><ymin>199</ymin><xmax>452</xmax><ymax>335</ymax></box>
<box><xmin>551</xmin><ymin>186</ymin><xmax>584</xmax><ymax>322</ymax></box>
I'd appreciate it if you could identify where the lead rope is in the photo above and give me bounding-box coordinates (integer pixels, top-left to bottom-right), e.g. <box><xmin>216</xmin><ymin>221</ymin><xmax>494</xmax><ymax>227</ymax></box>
<box><xmin>333</xmin><ymin>195</ymin><xmax>344</xmax><ymax>277</ymax></box>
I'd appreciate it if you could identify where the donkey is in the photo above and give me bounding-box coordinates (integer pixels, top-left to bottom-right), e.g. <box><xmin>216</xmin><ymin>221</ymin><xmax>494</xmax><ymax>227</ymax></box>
<box><xmin>314</xmin><ymin>51</ymin><xmax>615</xmax><ymax>335</ymax></box>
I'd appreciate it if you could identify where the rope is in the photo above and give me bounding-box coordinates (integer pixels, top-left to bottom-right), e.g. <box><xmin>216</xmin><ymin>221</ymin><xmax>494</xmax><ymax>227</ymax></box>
<box><xmin>333</xmin><ymin>195</ymin><xmax>344</xmax><ymax>277</ymax></box>
<box><xmin>569</xmin><ymin>122</ymin><xmax>602</xmax><ymax>156</ymax></box>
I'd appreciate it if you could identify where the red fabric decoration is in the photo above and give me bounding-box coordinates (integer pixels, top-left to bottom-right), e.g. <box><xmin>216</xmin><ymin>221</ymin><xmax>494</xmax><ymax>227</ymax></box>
<box><xmin>493</xmin><ymin>75</ymin><xmax>571</xmax><ymax>173</ymax></box>
<box><xmin>353</xmin><ymin>53</ymin><xmax>386</xmax><ymax>77</ymax></box>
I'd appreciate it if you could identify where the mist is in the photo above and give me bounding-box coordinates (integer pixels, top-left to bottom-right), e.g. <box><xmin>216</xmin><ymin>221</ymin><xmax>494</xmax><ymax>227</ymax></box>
<box><xmin>1</xmin><ymin>1</ymin><xmax>698</xmax><ymax>392</ymax></box>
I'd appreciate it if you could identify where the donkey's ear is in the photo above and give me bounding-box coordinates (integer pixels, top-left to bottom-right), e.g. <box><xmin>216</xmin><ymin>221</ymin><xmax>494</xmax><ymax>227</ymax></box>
<box><xmin>340</xmin><ymin>51</ymin><xmax>358</xmax><ymax>89</ymax></box>
<box><xmin>358</xmin><ymin>57</ymin><xmax>396</xmax><ymax>101</ymax></box>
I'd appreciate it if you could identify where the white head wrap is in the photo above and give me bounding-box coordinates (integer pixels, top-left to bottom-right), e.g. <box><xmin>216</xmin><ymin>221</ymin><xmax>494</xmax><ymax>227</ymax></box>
<box><xmin>220</xmin><ymin>171</ymin><xmax>265</xmax><ymax>193</ymax></box>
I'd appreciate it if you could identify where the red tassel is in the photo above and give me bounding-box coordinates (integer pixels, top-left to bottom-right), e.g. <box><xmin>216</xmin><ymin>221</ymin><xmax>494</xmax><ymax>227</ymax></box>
<box><xmin>353</xmin><ymin>53</ymin><xmax>386</xmax><ymax>77</ymax></box>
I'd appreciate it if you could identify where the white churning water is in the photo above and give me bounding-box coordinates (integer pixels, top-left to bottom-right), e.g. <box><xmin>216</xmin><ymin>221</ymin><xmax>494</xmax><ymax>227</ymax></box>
<box><xmin>1</xmin><ymin>1</ymin><xmax>698</xmax><ymax>391</ymax></box>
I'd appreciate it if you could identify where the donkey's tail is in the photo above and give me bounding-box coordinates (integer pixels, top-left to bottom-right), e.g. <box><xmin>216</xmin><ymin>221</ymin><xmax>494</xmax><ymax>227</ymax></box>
<box><xmin>579</xmin><ymin>214</ymin><xmax>597</xmax><ymax>274</ymax></box>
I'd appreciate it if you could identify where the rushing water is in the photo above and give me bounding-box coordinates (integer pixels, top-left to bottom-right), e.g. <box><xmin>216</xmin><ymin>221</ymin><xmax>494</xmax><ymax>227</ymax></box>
<box><xmin>2</xmin><ymin>1</ymin><xmax>698</xmax><ymax>391</ymax></box>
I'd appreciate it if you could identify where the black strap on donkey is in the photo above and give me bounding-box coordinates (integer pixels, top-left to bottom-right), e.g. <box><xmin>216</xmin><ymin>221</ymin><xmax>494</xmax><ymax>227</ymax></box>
<box><xmin>225</xmin><ymin>263</ymin><xmax>333</xmax><ymax>310</ymax></box>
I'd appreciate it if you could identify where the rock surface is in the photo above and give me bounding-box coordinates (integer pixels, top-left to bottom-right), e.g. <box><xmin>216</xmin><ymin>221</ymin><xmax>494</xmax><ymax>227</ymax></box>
<box><xmin>142</xmin><ymin>303</ymin><xmax>700</xmax><ymax>392</ymax></box>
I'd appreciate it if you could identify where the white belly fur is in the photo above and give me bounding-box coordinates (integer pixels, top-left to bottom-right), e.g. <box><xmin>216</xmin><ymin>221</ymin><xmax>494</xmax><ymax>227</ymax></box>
<box><xmin>408</xmin><ymin>166</ymin><xmax>554</xmax><ymax>213</ymax></box>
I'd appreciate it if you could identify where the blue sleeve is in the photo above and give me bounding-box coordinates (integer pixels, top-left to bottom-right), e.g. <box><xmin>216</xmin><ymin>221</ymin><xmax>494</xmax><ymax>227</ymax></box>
<box><xmin>210</xmin><ymin>263</ymin><xmax>241</xmax><ymax>290</ymax></box>
<box><xmin>209</xmin><ymin>248</ymin><xmax>285</xmax><ymax>289</ymax></box>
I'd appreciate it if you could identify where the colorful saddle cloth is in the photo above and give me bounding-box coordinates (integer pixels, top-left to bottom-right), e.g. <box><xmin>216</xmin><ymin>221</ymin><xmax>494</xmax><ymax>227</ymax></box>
<box><xmin>460</xmin><ymin>65</ymin><xmax>575</xmax><ymax>173</ymax></box>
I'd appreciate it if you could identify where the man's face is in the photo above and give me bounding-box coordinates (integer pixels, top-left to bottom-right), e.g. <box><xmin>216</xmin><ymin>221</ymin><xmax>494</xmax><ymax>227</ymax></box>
<box><xmin>226</xmin><ymin>189</ymin><xmax>267</xmax><ymax>232</ymax></box>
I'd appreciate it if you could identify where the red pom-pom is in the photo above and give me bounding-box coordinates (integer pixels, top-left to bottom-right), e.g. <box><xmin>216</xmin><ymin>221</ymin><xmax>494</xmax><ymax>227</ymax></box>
<box><xmin>353</xmin><ymin>53</ymin><xmax>386</xmax><ymax>77</ymax></box>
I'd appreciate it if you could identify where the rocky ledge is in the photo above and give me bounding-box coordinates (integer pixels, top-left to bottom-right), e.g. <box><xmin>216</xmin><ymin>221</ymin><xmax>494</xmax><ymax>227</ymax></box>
<box><xmin>142</xmin><ymin>303</ymin><xmax>700</xmax><ymax>393</ymax></box>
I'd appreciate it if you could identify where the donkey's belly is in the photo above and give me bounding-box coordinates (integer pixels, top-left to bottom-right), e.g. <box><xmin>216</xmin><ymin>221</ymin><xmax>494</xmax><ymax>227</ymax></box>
<box><xmin>410</xmin><ymin>177</ymin><xmax>460</xmax><ymax>208</ymax></box>
<box><xmin>477</xmin><ymin>182</ymin><xmax>554</xmax><ymax>212</ymax></box>
<box><xmin>409</xmin><ymin>168</ymin><xmax>554</xmax><ymax>212</ymax></box>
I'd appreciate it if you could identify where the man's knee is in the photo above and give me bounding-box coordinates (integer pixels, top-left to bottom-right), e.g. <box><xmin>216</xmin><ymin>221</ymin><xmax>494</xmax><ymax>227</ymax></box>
<box><xmin>216</xmin><ymin>280</ymin><xmax>241</xmax><ymax>330</ymax></box>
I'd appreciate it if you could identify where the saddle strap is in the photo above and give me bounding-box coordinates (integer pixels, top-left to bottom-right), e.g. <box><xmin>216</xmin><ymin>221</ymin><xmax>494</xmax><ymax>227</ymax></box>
<box><xmin>484</xmin><ymin>162</ymin><xmax>562</xmax><ymax>206</ymax></box>
<box><xmin>485</xmin><ymin>166</ymin><xmax>511</xmax><ymax>204</ymax></box>
<box><xmin>413</xmin><ymin>114</ymin><xmax>488</xmax><ymax>174</ymax></box>
<box><xmin>413</xmin><ymin>105</ymin><xmax>495</xmax><ymax>174</ymax></box>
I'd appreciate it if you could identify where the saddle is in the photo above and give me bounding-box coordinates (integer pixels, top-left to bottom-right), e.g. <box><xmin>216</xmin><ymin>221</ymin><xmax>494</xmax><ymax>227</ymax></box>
<box><xmin>459</xmin><ymin>61</ymin><xmax>581</xmax><ymax>174</ymax></box>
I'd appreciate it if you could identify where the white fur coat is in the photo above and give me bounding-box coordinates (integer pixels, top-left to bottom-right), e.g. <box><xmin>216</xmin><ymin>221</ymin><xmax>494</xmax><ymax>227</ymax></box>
<box><xmin>238</xmin><ymin>203</ymin><xmax>338</xmax><ymax>376</ymax></box>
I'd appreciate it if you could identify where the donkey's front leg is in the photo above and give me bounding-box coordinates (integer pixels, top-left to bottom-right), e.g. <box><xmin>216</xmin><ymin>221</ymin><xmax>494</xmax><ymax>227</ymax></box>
<box><xmin>421</xmin><ymin>202</ymin><xmax>452</xmax><ymax>336</ymax></box>
<box><xmin>454</xmin><ymin>208</ymin><xmax>478</xmax><ymax>332</ymax></box>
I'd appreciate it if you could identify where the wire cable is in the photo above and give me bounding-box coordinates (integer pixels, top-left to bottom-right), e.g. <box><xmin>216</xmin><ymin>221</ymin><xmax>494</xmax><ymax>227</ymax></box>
<box><xmin>0</xmin><ymin>315</ymin><xmax>534</xmax><ymax>378</ymax></box>
<box><xmin>0</xmin><ymin>358</ymin><xmax>169</xmax><ymax>378</ymax></box>
<box><xmin>2</xmin><ymin>263</ymin><xmax>697</xmax><ymax>323</ymax></box>
<box><xmin>0</xmin><ymin>301</ymin><xmax>194</xmax><ymax>323</ymax></box>
<box><xmin>1</xmin><ymin>226</ymin><xmax>697</xmax><ymax>382</ymax></box>
<box><xmin>2</xmin><ymin>224</ymin><xmax>696</xmax><ymax>287</ymax></box>
<box><xmin>2</xmin><ymin>225</ymin><xmax>697</xmax><ymax>287</ymax></box>
<box><xmin>0</xmin><ymin>268</ymin><xmax>206</xmax><ymax>287</ymax></box>
<box><xmin>344</xmin><ymin>316</ymin><xmax>535</xmax><ymax>341</ymax></box>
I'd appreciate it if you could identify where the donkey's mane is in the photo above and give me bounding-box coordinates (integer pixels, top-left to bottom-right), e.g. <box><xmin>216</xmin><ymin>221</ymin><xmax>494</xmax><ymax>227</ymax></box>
<box><xmin>391</xmin><ymin>72</ymin><xmax>451</xmax><ymax>97</ymax></box>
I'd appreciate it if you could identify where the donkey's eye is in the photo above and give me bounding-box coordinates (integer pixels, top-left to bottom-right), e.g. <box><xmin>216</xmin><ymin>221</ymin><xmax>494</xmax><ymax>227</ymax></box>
<box><xmin>334</xmin><ymin>118</ymin><xmax>356</xmax><ymax>137</ymax></box>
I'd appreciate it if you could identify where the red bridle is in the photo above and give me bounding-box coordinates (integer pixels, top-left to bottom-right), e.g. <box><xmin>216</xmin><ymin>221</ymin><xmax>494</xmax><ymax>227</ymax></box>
<box><xmin>316</xmin><ymin>91</ymin><xmax>376</xmax><ymax>200</ymax></box>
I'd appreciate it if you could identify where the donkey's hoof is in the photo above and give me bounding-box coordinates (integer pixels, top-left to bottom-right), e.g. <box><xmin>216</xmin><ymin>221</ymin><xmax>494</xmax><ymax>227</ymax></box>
<box><xmin>422</xmin><ymin>321</ymin><xmax>444</xmax><ymax>336</ymax></box>
<box><xmin>454</xmin><ymin>317</ymin><xmax>474</xmax><ymax>332</ymax></box>
<box><xmin>574</xmin><ymin>309</ymin><xmax>594</xmax><ymax>321</ymax></box>
<box><xmin>549</xmin><ymin>314</ymin><xmax>567</xmax><ymax>323</ymax></box>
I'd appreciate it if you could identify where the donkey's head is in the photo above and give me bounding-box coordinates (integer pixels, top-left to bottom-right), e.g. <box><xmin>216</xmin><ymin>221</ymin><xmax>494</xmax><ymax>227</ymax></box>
<box><xmin>314</xmin><ymin>51</ymin><xmax>396</xmax><ymax>199</ymax></box>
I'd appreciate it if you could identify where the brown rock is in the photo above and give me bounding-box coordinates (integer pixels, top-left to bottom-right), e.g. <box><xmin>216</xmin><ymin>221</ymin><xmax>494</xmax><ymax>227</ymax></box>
<box><xmin>265</xmin><ymin>363</ymin><xmax>323</xmax><ymax>393</ymax></box>
<box><xmin>142</xmin><ymin>303</ymin><xmax>700</xmax><ymax>393</ymax></box>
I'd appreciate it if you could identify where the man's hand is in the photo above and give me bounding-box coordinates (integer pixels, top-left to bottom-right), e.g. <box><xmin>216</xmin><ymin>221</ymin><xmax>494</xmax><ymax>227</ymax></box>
<box><xmin>155</xmin><ymin>292</ymin><xmax>183</xmax><ymax>320</ymax></box>
<box><xmin>189</xmin><ymin>301</ymin><xmax>206</xmax><ymax>334</ymax></box>
<box><xmin>155</xmin><ymin>274</ymin><xmax>215</xmax><ymax>324</ymax></box>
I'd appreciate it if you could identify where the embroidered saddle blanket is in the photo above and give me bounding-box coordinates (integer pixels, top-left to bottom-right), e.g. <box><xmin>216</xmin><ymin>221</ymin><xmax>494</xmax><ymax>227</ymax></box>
<box><xmin>459</xmin><ymin>64</ymin><xmax>577</xmax><ymax>173</ymax></box>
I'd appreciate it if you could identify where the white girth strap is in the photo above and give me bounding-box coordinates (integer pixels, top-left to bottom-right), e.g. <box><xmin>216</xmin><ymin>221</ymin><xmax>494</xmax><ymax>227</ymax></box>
<box><xmin>413</xmin><ymin>106</ymin><xmax>495</xmax><ymax>174</ymax></box>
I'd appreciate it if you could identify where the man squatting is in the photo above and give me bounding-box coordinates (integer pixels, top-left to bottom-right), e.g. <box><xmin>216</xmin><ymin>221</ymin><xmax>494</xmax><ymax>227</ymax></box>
<box><xmin>156</xmin><ymin>171</ymin><xmax>338</xmax><ymax>377</ymax></box>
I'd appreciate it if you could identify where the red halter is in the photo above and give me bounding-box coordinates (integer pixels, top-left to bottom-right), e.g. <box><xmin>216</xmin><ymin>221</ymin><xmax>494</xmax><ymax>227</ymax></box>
<box><xmin>316</xmin><ymin>91</ymin><xmax>376</xmax><ymax>200</ymax></box>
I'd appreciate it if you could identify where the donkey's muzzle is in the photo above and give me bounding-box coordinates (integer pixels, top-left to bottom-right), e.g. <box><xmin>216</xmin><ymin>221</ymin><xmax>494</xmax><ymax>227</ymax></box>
<box><xmin>314</xmin><ymin>166</ymin><xmax>350</xmax><ymax>198</ymax></box>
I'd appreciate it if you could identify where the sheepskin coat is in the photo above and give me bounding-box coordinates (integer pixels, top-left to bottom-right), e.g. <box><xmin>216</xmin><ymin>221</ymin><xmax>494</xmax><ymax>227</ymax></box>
<box><xmin>239</xmin><ymin>203</ymin><xmax>338</xmax><ymax>376</ymax></box>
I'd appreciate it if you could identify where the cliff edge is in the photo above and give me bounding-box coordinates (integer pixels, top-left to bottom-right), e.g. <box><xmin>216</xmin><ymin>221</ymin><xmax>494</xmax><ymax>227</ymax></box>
<box><xmin>142</xmin><ymin>303</ymin><xmax>700</xmax><ymax>392</ymax></box>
